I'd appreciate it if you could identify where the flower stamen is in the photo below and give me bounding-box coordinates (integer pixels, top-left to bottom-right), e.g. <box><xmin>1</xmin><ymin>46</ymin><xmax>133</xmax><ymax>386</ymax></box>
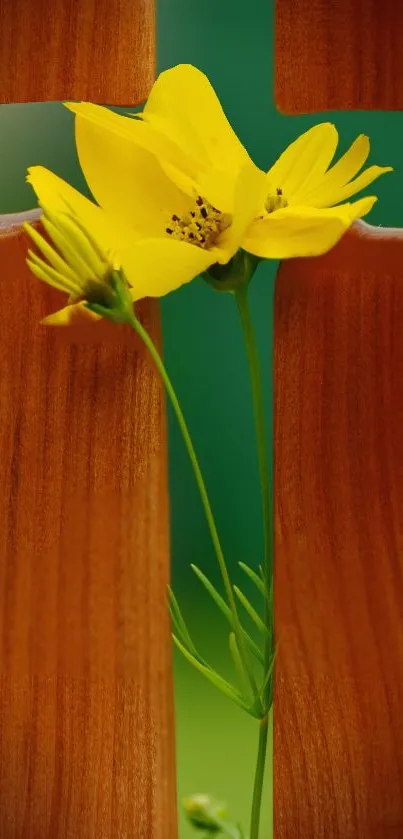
<box><xmin>165</xmin><ymin>195</ymin><xmax>232</xmax><ymax>250</ymax></box>
<box><xmin>264</xmin><ymin>186</ymin><xmax>288</xmax><ymax>214</ymax></box>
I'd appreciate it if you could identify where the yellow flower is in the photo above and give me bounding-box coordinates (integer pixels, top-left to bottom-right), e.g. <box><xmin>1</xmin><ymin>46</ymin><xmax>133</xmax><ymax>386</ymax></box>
<box><xmin>28</xmin><ymin>151</ymin><xmax>267</xmax><ymax>303</ymax></box>
<box><xmin>65</xmin><ymin>64</ymin><xmax>392</xmax><ymax>262</ymax></box>
<box><xmin>24</xmin><ymin>195</ymin><xmax>136</xmax><ymax>325</ymax></box>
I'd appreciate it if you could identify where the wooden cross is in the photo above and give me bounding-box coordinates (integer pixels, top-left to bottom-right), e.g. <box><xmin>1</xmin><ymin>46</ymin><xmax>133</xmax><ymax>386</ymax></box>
<box><xmin>1</xmin><ymin>1</ymin><xmax>403</xmax><ymax>837</ymax></box>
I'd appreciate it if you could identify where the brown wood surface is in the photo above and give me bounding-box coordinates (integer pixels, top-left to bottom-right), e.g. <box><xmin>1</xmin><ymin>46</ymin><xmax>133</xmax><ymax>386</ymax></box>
<box><xmin>0</xmin><ymin>219</ymin><xmax>177</xmax><ymax>837</ymax></box>
<box><xmin>274</xmin><ymin>220</ymin><xmax>403</xmax><ymax>837</ymax></box>
<box><xmin>275</xmin><ymin>0</ymin><xmax>403</xmax><ymax>113</ymax></box>
<box><xmin>0</xmin><ymin>0</ymin><xmax>154</xmax><ymax>105</ymax></box>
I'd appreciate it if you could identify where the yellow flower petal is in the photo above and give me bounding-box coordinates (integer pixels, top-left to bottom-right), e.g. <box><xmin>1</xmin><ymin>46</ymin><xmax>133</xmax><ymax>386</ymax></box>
<box><xmin>217</xmin><ymin>161</ymin><xmax>267</xmax><ymax>262</ymax></box>
<box><xmin>310</xmin><ymin>164</ymin><xmax>393</xmax><ymax>208</ymax></box>
<box><xmin>301</xmin><ymin>134</ymin><xmax>371</xmax><ymax>206</ymax></box>
<box><xmin>267</xmin><ymin>123</ymin><xmax>339</xmax><ymax>200</ymax></box>
<box><xmin>24</xmin><ymin>224</ymin><xmax>80</xmax><ymax>289</ymax></box>
<box><xmin>27</xmin><ymin>251</ymin><xmax>81</xmax><ymax>296</ymax></box>
<box><xmin>142</xmin><ymin>64</ymin><xmax>251</xmax><ymax>176</ymax></box>
<box><xmin>27</xmin><ymin>166</ymin><xmax>141</xmax><ymax>258</ymax></box>
<box><xmin>346</xmin><ymin>195</ymin><xmax>377</xmax><ymax>219</ymax></box>
<box><xmin>71</xmin><ymin>106</ymin><xmax>194</xmax><ymax>233</ymax></box>
<box><xmin>66</xmin><ymin>101</ymin><xmax>199</xmax><ymax>197</ymax></box>
<box><xmin>41</xmin><ymin>301</ymin><xmax>102</xmax><ymax>326</ymax></box>
<box><xmin>195</xmin><ymin>167</ymin><xmax>237</xmax><ymax>214</ymax></box>
<box><xmin>119</xmin><ymin>237</ymin><xmax>214</xmax><ymax>300</ymax></box>
<box><xmin>243</xmin><ymin>204</ymin><xmax>365</xmax><ymax>260</ymax></box>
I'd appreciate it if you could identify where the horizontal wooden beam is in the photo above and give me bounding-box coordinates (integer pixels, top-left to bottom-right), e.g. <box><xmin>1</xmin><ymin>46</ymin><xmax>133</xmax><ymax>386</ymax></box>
<box><xmin>0</xmin><ymin>0</ymin><xmax>155</xmax><ymax>105</ymax></box>
<box><xmin>275</xmin><ymin>0</ymin><xmax>403</xmax><ymax>112</ymax></box>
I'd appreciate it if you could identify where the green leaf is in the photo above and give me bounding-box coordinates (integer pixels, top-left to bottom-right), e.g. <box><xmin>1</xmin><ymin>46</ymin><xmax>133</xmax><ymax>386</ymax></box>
<box><xmin>259</xmin><ymin>646</ymin><xmax>277</xmax><ymax>709</ymax></box>
<box><xmin>239</xmin><ymin>561</ymin><xmax>265</xmax><ymax>595</ymax></box>
<box><xmin>168</xmin><ymin>587</ymin><xmax>201</xmax><ymax>661</ymax></box>
<box><xmin>259</xmin><ymin>563</ymin><xmax>268</xmax><ymax>588</ymax></box>
<box><xmin>233</xmin><ymin>586</ymin><xmax>268</xmax><ymax>636</ymax></box>
<box><xmin>172</xmin><ymin>634</ymin><xmax>257</xmax><ymax>716</ymax></box>
<box><xmin>191</xmin><ymin>564</ymin><xmax>264</xmax><ymax>665</ymax></box>
<box><xmin>229</xmin><ymin>632</ymin><xmax>250</xmax><ymax>697</ymax></box>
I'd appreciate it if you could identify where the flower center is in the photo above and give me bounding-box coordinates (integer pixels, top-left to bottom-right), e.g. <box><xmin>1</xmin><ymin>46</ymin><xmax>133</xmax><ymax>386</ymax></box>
<box><xmin>264</xmin><ymin>187</ymin><xmax>288</xmax><ymax>214</ymax></box>
<box><xmin>165</xmin><ymin>195</ymin><xmax>232</xmax><ymax>250</ymax></box>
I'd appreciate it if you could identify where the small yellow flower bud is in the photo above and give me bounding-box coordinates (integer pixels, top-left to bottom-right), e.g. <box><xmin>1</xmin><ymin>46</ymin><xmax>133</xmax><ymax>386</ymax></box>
<box><xmin>24</xmin><ymin>204</ymin><xmax>135</xmax><ymax>326</ymax></box>
<box><xmin>183</xmin><ymin>794</ymin><xmax>228</xmax><ymax>832</ymax></box>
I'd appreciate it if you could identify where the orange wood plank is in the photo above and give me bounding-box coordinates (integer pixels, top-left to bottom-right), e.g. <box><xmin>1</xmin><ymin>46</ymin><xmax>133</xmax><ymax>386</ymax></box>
<box><xmin>274</xmin><ymin>220</ymin><xmax>403</xmax><ymax>837</ymax></box>
<box><xmin>0</xmin><ymin>220</ymin><xmax>177</xmax><ymax>837</ymax></box>
<box><xmin>0</xmin><ymin>0</ymin><xmax>155</xmax><ymax>105</ymax></box>
<box><xmin>275</xmin><ymin>0</ymin><xmax>403</xmax><ymax>113</ymax></box>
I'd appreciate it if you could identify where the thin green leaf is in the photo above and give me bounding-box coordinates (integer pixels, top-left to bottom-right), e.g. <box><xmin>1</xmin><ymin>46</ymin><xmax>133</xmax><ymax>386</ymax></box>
<box><xmin>233</xmin><ymin>586</ymin><xmax>268</xmax><ymax>636</ymax></box>
<box><xmin>168</xmin><ymin>599</ymin><xmax>193</xmax><ymax>654</ymax></box>
<box><xmin>239</xmin><ymin>561</ymin><xmax>265</xmax><ymax>595</ymax></box>
<box><xmin>168</xmin><ymin>601</ymin><xmax>184</xmax><ymax>642</ymax></box>
<box><xmin>172</xmin><ymin>634</ymin><xmax>255</xmax><ymax>716</ymax></box>
<box><xmin>229</xmin><ymin>632</ymin><xmax>250</xmax><ymax>697</ymax></box>
<box><xmin>168</xmin><ymin>587</ymin><xmax>200</xmax><ymax>660</ymax></box>
<box><xmin>260</xmin><ymin>646</ymin><xmax>277</xmax><ymax>706</ymax></box>
<box><xmin>191</xmin><ymin>564</ymin><xmax>264</xmax><ymax>665</ymax></box>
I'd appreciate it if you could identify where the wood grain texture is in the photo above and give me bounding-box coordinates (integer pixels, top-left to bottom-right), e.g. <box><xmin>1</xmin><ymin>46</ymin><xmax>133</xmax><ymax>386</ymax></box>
<box><xmin>0</xmin><ymin>220</ymin><xmax>177</xmax><ymax>837</ymax></box>
<box><xmin>275</xmin><ymin>0</ymin><xmax>403</xmax><ymax>113</ymax></box>
<box><xmin>0</xmin><ymin>0</ymin><xmax>154</xmax><ymax>105</ymax></box>
<box><xmin>274</xmin><ymin>220</ymin><xmax>403</xmax><ymax>838</ymax></box>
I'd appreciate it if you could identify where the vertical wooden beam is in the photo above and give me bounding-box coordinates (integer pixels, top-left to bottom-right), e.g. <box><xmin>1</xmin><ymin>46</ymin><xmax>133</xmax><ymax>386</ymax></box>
<box><xmin>274</xmin><ymin>222</ymin><xmax>403</xmax><ymax>837</ymax></box>
<box><xmin>275</xmin><ymin>0</ymin><xmax>403</xmax><ymax>113</ymax></box>
<box><xmin>0</xmin><ymin>228</ymin><xmax>176</xmax><ymax>834</ymax></box>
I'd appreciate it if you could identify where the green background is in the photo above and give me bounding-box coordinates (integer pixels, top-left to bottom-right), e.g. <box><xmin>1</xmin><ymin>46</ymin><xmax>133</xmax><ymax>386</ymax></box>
<box><xmin>0</xmin><ymin>0</ymin><xmax>402</xmax><ymax>836</ymax></box>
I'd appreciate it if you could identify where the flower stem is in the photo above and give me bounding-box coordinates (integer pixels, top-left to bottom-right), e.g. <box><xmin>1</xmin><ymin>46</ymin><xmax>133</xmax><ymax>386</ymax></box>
<box><xmin>235</xmin><ymin>285</ymin><xmax>273</xmax><ymax>590</ymax></box>
<box><xmin>235</xmin><ymin>285</ymin><xmax>274</xmax><ymax>838</ymax></box>
<box><xmin>129</xmin><ymin>312</ymin><xmax>259</xmax><ymax>702</ymax></box>
<box><xmin>249</xmin><ymin>716</ymin><xmax>269</xmax><ymax>839</ymax></box>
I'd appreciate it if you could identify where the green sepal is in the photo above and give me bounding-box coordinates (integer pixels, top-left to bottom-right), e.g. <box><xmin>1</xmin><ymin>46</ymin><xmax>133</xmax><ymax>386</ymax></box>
<box><xmin>85</xmin><ymin>270</ymin><xmax>134</xmax><ymax>324</ymax></box>
<box><xmin>202</xmin><ymin>249</ymin><xmax>261</xmax><ymax>293</ymax></box>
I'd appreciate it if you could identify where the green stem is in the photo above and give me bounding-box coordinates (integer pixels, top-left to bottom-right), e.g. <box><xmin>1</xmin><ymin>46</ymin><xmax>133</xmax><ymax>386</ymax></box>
<box><xmin>235</xmin><ymin>285</ymin><xmax>274</xmax><ymax>838</ymax></box>
<box><xmin>249</xmin><ymin>717</ymin><xmax>269</xmax><ymax>839</ymax></box>
<box><xmin>129</xmin><ymin>312</ymin><xmax>259</xmax><ymax>702</ymax></box>
<box><xmin>235</xmin><ymin>286</ymin><xmax>272</xmax><ymax>588</ymax></box>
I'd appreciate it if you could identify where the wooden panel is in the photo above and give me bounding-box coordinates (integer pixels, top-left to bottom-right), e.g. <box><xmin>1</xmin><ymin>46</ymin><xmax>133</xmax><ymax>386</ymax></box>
<box><xmin>0</xmin><ymin>0</ymin><xmax>154</xmax><ymax>105</ymax></box>
<box><xmin>274</xmin><ymin>220</ymin><xmax>403</xmax><ymax>837</ymax></box>
<box><xmin>0</xmin><ymin>219</ymin><xmax>177</xmax><ymax>837</ymax></box>
<box><xmin>275</xmin><ymin>0</ymin><xmax>403</xmax><ymax>113</ymax></box>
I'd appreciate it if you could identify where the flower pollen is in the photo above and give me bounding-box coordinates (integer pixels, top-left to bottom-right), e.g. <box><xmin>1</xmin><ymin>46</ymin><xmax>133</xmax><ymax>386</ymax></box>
<box><xmin>165</xmin><ymin>195</ymin><xmax>232</xmax><ymax>250</ymax></box>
